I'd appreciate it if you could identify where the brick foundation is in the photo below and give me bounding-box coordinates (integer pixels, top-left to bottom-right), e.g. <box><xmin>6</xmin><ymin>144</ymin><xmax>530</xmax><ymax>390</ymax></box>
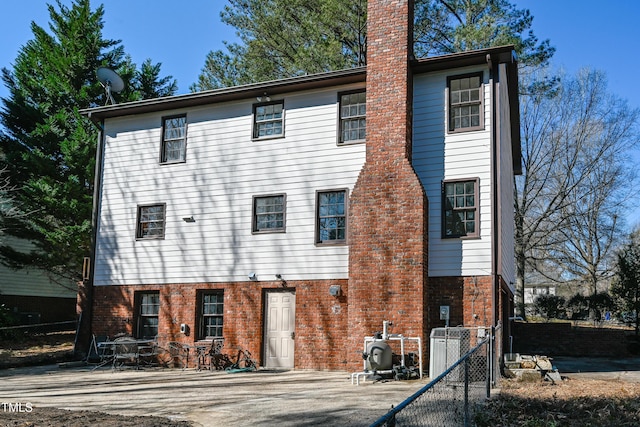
<box><xmin>92</xmin><ymin>279</ymin><xmax>348</xmax><ymax>370</ymax></box>
<box><xmin>427</xmin><ymin>276</ymin><xmax>494</xmax><ymax>329</ymax></box>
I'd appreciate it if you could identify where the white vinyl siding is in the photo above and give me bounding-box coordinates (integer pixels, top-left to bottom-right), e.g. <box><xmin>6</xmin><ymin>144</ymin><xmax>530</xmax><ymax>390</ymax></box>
<box><xmin>0</xmin><ymin>235</ymin><xmax>76</xmax><ymax>298</ymax></box>
<box><xmin>94</xmin><ymin>85</ymin><xmax>366</xmax><ymax>286</ymax></box>
<box><xmin>413</xmin><ymin>68</ymin><xmax>493</xmax><ymax>277</ymax></box>
<box><xmin>497</xmin><ymin>63</ymin><xmax>516</xmax><ymax>288</ymax></box>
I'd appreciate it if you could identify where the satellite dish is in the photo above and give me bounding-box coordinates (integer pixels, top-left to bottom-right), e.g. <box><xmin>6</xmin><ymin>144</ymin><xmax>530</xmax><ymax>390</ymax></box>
<box><xmin>96</xmin><ymin>67</ymin><xmax>125</xmax><ymax>105</ymax></box>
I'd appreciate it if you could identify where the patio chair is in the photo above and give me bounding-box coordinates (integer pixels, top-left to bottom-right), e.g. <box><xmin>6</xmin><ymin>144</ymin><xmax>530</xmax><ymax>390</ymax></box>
<box><xmin>138</xmin><ymin>337</ymin><xmax>159</xmax><ymax>367</ymax></box>
<box><xmin>207</xmin><ymin>339</ymin><xmax>231</xmax><ymax>371</ymax></box>
<box><xmin>112</xmin><ymin>336</ymin><xmax>139</xmax><ymax>370</ymax></box>
<box><xmin>167</xmin><ymin>341</ymin><xmax>189</xmax><ymax>369</ymax></box>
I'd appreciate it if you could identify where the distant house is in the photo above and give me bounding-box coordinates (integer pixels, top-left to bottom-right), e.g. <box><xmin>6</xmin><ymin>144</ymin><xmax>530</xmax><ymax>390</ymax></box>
<box><xmin>524</xmin><ymin>285</ymin><xmax>557</xmax><ymax>305</ymax></box>
<box><xmin>0</xmin><ymin>234</ymin><xmax>76</xmax><ymax>324</ymax></box>
<box><xmin>81</xmin><ymin>0</ymin><xmax>520</xmax><ymax>370</ymax></box>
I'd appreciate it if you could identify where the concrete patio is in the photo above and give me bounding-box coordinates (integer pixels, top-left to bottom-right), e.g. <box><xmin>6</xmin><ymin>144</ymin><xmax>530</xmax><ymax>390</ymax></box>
<box><xmin>0</xmin><ymin>364</ymin><xmax>430</xmax><ymax>426</ymax></box>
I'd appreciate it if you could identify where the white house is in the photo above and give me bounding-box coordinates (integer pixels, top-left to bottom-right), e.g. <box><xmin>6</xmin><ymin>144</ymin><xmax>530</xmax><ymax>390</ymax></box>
<box><xmin>81</xmin><ymin>0</ymin><xmax>520</xmax><ymax>370</ymax></box>
<box><xmin>0</xmin><ymin>234</ymin><xmax>76</xmax><ymax>324</ymax></box>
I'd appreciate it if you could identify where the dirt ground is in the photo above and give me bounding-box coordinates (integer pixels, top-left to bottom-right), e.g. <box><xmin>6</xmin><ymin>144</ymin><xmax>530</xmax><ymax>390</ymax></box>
<box><xmin>0</xmin><ymin>332</ymin><xmax>194</xmax><ymax>426</ymax></box>
<box><xmin>2</xmin><ymin>333</ymin><xmax>640</xmax><ymax>426</ymax></box>
<box><xmin>478</xmin><ymin>377</ymin><xmax>640</xmax><ymax>426</ymax></box>
<box><xmin>0</xmin><ymin>331</ymin><xmax>75</xmax><ymax>369</ymax></box>
<box><xmin>0</xmin><ymin>407</ymin><xmax>193</xmax><ymax>427</ymax></box>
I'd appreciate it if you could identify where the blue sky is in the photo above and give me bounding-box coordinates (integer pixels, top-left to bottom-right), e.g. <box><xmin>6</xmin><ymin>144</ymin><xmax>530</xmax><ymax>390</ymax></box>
<box><xmin>2</xmin><ymin>1</ymin><xmax>639</xmax><ymax>104</ymax></box>
<box><xmin>0</xmin><ymin>0</ymin><xmax>233</xmax><ymax>96</ymax></box>
<box><xmin>1</xmin><ymin>0</ymin><xmax>640</xmax><ymax>223</ymax></box>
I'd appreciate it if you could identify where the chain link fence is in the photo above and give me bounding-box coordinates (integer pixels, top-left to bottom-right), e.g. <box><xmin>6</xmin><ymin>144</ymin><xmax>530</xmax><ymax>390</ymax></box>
<box><xmin>370</xmin><ymin>325</ymin><xmax>501</xmax><ymax>427</ymax></box>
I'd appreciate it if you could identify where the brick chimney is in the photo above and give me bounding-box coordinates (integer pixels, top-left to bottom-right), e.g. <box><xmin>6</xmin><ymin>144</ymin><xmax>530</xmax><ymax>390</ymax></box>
<box><xmin>347</xmin><ymin>0</ymin><xmax>428</xmax><ymax>368</ymax></box>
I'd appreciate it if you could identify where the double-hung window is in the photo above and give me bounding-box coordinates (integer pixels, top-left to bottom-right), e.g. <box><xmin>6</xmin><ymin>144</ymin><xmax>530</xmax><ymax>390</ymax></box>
<box><xmin>448</xmin><ymin>73</ymin><xmax>483</xmax><ymax>132</ymax></box>
<box><xmin>253</xmin><ymin>101</ymin><xmax>284</xmax><ymax>139</ymax></box>
<box><xmin>339</xmin><ymin>90</ymin><xmax>366</xmax><ymax>144</ymax></box>
<box><xmin>442</xmin><ymin>179</ymin><xmax>479</xmax><ymax>238</ymax></box>
<box><xmin>198</xmin><ymin>291</ymin><xmax>224</xmax><ymax>340</ymax></box>
<box><xmin>253</xmin><ymin>194</ymin><xmax>286</xmax><ymax>233</ymax></box>
<box><xmin>135</xmin><ymin>291</ymin><xmax>159</xmax><ymax>339</ymax></box>
<box><xmin>316</xmin><ymin>190</ymin><xmax>347</xmax><ymax>244</ymax></box>
<box><xmin>136</xmin><ymin>204</ymin><xmax>166</xmax><ymax>239</ymax></box>
<box><xmin>161</xmin><ymin>115</ymin><xmax>187</xmax><ymax>163</ymax></box>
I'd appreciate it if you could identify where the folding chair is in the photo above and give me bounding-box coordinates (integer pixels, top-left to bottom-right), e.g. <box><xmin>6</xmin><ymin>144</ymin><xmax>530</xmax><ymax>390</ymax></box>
<box><xmin>87</xmin><ymin>335</ymin><xmax>112</xmax><ymax>370</ymax></box>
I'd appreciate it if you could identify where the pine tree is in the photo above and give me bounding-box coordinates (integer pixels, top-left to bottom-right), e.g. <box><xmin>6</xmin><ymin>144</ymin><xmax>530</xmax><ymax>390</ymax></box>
<box><xmin>193</xmin><ymin>0</ymin><xmax>367</xmax><ymax>90</ymax></box>
<box><xmin>0</xmin><ymin>0</ymin><xmax>176</xmax><ymax>283</ymax></box>
<box><xmin>193</xmin><ymin>0</ymin><xmax>552</xmax><ymax>90</ymax></box>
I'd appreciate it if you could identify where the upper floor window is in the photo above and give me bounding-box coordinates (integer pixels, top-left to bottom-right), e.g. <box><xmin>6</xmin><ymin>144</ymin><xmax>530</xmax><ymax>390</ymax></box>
<box><xmin>316</xmin><ymin>189</ymin><xmax>347</xmax><ymax>244</ymax></box>
<box><xmin>339</xmin><ymin>90</ymin><xmax>366</xmax><ymax>144</ymax></box>
<box><xmin>161</xmin><ymin>115</ymin><xmax>187</xmax><ymax>163</ymax></box>
<box><xmin>253</xmin><ymin>101</ymin><xmax>284</xmax><ymax>139</ymax></box>
<box><xmin>253</xmin><ymin>194</ymin><xmax>286</xmax><ymax>233</ymax></box>
<box><xmin>442</xmin><ymin>179</ymin><xmax>479</xmax><ymax>238</ymax></box>
<box><xmin>448</xmin><ymin>73</ymin><xmax>483</xmax><ymax>132</ymax></box>
<box><xmin>136</xmin><ymin>204</ymin><xmax>166</xmax><ymax>239</ymax></box>
<box><xmin>135</xmin><ymin>291</ymin><xmax>159</xmax><ymax>339</ymax></box>
<box><xmin>198</xmin><ymin>290</ymin><xmax>224</xmax><ymax>340</ymax></box>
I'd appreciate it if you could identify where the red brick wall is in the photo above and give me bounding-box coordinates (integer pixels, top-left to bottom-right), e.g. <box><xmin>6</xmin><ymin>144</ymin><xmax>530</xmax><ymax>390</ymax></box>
<box><xmin>91</xmin><ymin>279</ymin><xmax>348</xmax><ymax>370</ymax></box>
<box><xmin>427</xmin><ymin>276</ymin><xmax>494</xmax><ymax>329</ymax></box>
<box><xmin>347</xmin><ymin>0</ymin><xmax>427</xmax><ymax>370</ymax></box>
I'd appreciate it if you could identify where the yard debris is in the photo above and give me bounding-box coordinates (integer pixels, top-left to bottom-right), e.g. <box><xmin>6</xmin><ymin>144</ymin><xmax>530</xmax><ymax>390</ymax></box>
<box><xmin>477</xmin><ymin>378</ymin><xmax>640</xmax><ymax>426</ymax></box>
<box><xmin>503</xmin><ymin>353</ymin><xmax>562</xmax><ymax>382</ymax></box>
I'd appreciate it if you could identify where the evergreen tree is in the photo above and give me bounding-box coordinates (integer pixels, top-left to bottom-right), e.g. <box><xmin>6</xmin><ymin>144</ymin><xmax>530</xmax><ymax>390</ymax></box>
<box><xmin>0</xmin><ymin>0</ymin><xmax>176</xmax><ymax>283</ymax></box>
<box><xmin>612</xmin><ymin>233</ymin><xmax>640</xmax><ymax>336</ymax></box>
<box><xmin>414</xmin><ymin>0</ymin><xmax>554</xmax><ymax>68</ymax></box>
<box><xmin>194</xmin><ymin>0</ymin><xmax>552</xmax><ymax>90</ymax></box>
<box><xmin>193</xmin><ymin>0</ymin><xmax>368</xmax><ymax>90</ymax></box>
<box><xmin>134</xmin><ymin>58</ymin><xmax>178</xmax><ymax>99</ymax></box>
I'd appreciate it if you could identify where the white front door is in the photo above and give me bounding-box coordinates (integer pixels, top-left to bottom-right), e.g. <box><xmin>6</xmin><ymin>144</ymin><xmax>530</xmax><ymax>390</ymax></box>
<box><xmin>264</xmin><ymin>290</ymin><xmax>295</xmax><ymax>368</ymax></box>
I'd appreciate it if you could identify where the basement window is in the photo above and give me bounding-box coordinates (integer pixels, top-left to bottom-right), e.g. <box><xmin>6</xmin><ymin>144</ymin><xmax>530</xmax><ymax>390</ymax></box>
<box><xmin>198</xmin><ymin>290</ymin><xmax>224</xmax><ymax>340</ymax></box>
<box><xmin>135</xmin><ymin>291</ymin><xmax>159</xmax><ymax>339</ymax></box>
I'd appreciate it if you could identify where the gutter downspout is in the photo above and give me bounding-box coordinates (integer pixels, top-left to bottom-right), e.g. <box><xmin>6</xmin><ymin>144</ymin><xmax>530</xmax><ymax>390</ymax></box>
<box><xmin>89</xmin><ymin>117</ymin><xmax>105</xmax><ymax>296</ymax></box>
<box><xmin>77</xmin><ymin>114</ymin><xmax>105</xmax><ymax>356</ymax></box>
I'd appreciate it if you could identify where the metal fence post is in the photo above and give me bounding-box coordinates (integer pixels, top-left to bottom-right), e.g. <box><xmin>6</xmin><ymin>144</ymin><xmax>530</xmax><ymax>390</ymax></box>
<box><xmin>487</xmin><ymin>327</ymin><xmax>493</xmax><ymax>398</ymax></box>
<box><xmin>464</xmin><ymin>357</ymin><xmax>470</xmax><ymax>427</ymax></box>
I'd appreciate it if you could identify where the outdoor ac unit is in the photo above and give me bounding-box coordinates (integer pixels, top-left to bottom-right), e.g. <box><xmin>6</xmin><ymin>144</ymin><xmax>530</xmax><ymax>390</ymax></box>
<box><xmin>429</xmin><ymin>327</ymin><xmax>470</xmax><ymax>379</ymax></box>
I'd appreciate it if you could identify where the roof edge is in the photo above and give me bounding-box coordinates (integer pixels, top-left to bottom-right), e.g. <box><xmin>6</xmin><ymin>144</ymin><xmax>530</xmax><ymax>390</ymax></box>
<box><xmin>82</xmin><ymin>68</ymin><xmax>366</xmax><ymax>120</ymax></box>
<box><xmin>82</xmin><ymin>45</ymin><xmax>518</xmax><ymax>121</ymax></box>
